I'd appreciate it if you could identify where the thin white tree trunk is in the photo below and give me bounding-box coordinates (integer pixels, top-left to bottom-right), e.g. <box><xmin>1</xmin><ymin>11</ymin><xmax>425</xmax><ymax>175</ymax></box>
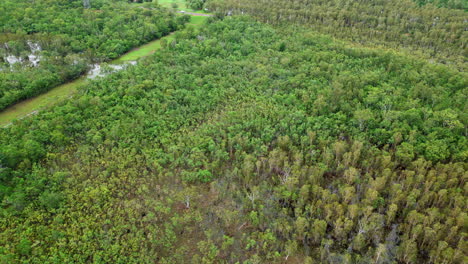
<box><xmin>83</xmin><ymin>0</ymin><xmax>91</xmax><ymax>9</ymax></box>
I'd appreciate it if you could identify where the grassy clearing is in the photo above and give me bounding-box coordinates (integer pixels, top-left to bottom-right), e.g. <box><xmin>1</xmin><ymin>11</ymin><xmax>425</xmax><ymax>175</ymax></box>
<box><xmin>113</xmin><ymin>16</ymin><xmax>207</xmax><ymax>62</ymax></box>
<box><xmin>0</xmin><ymin>15</ymin><xmax>208</xmax><ymax>126</ymax></box>
<box><xmin>114</xmin><ymin>34</ymin><xmax>175</xmax><ymax>62</ymax></box>
<box><xmin>188</xmin><ymin>15</ymin><xmax>208</xmax><ymax>25</ymax></box>
<box><xmin>159</xmin><ymin>0</ymin><xmax>190</xmax><ymax>12</ymax></box>
<box><xmin>0</xmin><ymin>77</ymin><xmax>86</xmax><ymax>126</ymax></box>
<box><xmin>158</xmin><ymin>0</ymin><xmax>208</xmax><ymax>13</ymax></box>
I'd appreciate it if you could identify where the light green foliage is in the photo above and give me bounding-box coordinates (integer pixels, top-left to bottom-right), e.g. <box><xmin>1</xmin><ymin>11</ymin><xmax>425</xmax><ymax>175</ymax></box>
<box><xmin>0</xmin><ymin>9</ymin><xmax>466</xmax><ymax>264</ymax></box>
<box><xmin>187</xmin><ymin>0</ymin><xmax>206</xmax><ymax>10</ymax></box>
<box><xmin>415</xmin><ymin>0</ymin><xmax>467</xmax><ymax>9</ymax></box>
<box><xmin>0</xmin><ymin>0</ymin><xmax>185</xmax><ymax>110</ymax></box>
<box><xmin>206</xmin><ymin>0</ymin><xmax>467</xmax><ymax>71</ymax></box>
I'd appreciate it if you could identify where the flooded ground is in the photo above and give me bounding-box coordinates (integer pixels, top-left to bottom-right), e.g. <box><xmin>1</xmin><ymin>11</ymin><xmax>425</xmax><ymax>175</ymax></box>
<box><xmin>1</xmin><ymin>41</ymin><xmax>42</xmax><ymax>68</ymax></box>
<box><xmin>87</xmin><ymin>61</ymin><xmax>137</xmax><ymax>79</ymax></box>
<box><xmin>0</xmin><ymin>15</ymin><xmax>209</xmax><ymax>126</ymax></box>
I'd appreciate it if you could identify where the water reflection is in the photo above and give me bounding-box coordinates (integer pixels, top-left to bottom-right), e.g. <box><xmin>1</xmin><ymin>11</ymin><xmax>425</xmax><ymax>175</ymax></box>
<box><xmin>1</xmin><ymin>41</ymin><xmax>42</xmax><ymax>68</ymax></box>
<box><xmin>87</xmin><ymin>61</ymin><xmax>137</xmax><ymax>79</ymax></box>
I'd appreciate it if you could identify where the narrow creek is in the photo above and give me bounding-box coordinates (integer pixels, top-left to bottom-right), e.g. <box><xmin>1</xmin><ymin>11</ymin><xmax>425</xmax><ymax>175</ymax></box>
<box><xmin>0</xmin><ymin>15</ymin><xmax>208</xmax><ymax>126</ymax></box>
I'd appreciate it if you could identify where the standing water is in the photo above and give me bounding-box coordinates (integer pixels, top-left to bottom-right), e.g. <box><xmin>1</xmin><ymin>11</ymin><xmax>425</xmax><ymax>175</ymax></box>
<box><xmin>87</xmin><ymin>61</ymin><xmax>137</xmax><ymax>79</ymax></box>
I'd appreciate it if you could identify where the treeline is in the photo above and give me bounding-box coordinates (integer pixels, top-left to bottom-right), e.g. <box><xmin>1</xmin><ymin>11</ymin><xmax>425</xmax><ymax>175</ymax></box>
<box><xmin>0</xmin><ymin>17</ymin><xmax>466</xmax><ymax>262</ymax></box>
<box><xmin>0</xmin><ymin>0</ymin><xmax>187</xmax><ymax>110</ymax></box>
<box><xmin>186</xmin><ymin>0</ymin><xmax>207</xmax><ymax>10</ymax></box>
<box><xmin>206</xmin><ymin>0</ymin><xmax>467</xmax><ymax>71</ymax></box>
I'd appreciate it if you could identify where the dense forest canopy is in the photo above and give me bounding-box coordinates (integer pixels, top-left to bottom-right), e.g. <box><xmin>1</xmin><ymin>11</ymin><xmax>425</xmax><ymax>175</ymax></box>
<box><xmin>0</xmin><ymin>0</ymin><xmax>186</xmax><ymax>110</ymax></box>
<box><xmin>0</xmin><ymin>16</ymin><xmax>467</xmax><ymax>262</ymax></box>
<box><xmin>206</xmin><ymin>0</ymin><xmax>467</xmax><ymax>71</ymax></box>
<box><xmin>415</xmin><ymin>0</ymin><xmax>467</xmax><ymax>9</ymax></box>
<box><xmin>0</xmin><ymin>0</ymin><xmax>467</xmax><ymax>263</ymax></box>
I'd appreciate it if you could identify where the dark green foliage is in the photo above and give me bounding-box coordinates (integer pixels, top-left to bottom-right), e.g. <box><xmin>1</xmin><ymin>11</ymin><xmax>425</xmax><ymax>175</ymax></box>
<box><xmin>15</xmin><ymin>239</ymin><xmax>31</xmax><ymax>257</ymax></box>
<box><xmin>0</xmin><ymin>13</ymin><xmax>466</xmax><ymax>264</ymax></box>
<box><xmin>187</xmin><ymin>0</ymin><xmax>206</xmax><ymax>10</ymax></box>
<box><xmin>0</xmin><ymin>0</ymin><xmax>184</xmax><ymax>110</ymax></box>
<box><xmin>415</xmin><ymin>0</ymin><xmax>467</xmax><ymax>9</ymax></box>
<box><xmin>39</xmin><ymin>191</ymin><xmax>63</xmax><ymax>210</ymax></box>
<box><xmin>207</xmin><ymin>0</ymin><xmax>467</xmax><ymax>71</ymax></box>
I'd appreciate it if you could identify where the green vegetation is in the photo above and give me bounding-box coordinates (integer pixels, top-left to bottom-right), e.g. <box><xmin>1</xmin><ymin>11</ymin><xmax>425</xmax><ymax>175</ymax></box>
<box><xmin>0</xmin><ymin>15</ymin><xmax>207</xmax><ymax>127</ymax></box>
<box><xmin>113</xmin><ymin>36</ymin><xmax>174</xmax><ymax>62</ymax></box>
<box><xmin>115</xmin><ymin>15</ymin><xmax>207</xmax><ymax>62</ymax></box>
<box><xmin>0</xmin><ymin>0</ymin><xmax>187</xmax><ymax>110</ymax></box>
<box><xmin>0</xmin><ymin>76</ymin><xmax>85</xmax><ymax>126</ymax></box>
<box><xmin>0</xmin><ymin>36</ymin><xmax>159</xmax><ymax>126</ymax></box>
<box><xmin>1</xmin><ymin>16</ymin><xmax>467</xmax><ymax>262</ymax></box>
<box><xmin>186</xmin><ymin>0</ymin><xmax>207</xmax><ymax>10</ymax></box>
<box><xmin>414</xmin><ymin>0</ymin><xmax>467</xmax><ymax>9</ymax></box>
<box><xmin>158</xmin><ymin>0</ymin><xmax>208</xmax><ymax>12</ymax></box>
<box><xmin>207</xmin><ymin>0</ymin><xmax>467</xmax><ymax>71</ymax></box>
<box><xmin>0</xmin><ymin>0</ymin><xmax>466</xmax><ymax>263</ymax></box>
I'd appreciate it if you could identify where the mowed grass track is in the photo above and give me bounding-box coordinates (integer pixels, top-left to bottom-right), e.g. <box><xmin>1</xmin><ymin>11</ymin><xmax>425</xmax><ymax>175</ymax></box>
<box><xmin>0</xmin><ymin>15</ymin><xmax>208</xmax><ymax>126</ymax></box>
<box><xmin>158</xmin><ymin>0</ymin><xmax>208</xmax><ymax>12</ymax></box>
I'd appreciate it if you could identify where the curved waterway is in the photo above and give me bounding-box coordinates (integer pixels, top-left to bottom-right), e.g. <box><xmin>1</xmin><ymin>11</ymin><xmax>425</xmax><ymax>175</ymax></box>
<box><xmin>0</xmin><ymin>15</ymin><xmax>208</xmax><ymax>126</ymax></box>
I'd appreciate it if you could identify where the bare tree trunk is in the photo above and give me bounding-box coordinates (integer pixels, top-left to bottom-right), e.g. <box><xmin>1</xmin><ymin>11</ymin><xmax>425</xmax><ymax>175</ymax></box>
<box><xmin>83</xmin><ymin>0</ymin><xmax>91</xmax><ymax>9</ymax></box>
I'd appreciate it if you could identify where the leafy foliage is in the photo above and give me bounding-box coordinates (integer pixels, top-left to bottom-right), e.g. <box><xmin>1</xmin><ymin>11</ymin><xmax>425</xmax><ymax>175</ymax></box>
<box><xmin>186</xmin><ymin>0</ymin><xmax>206</xmax><ymax>10</ymax></box>
<box><xmin>0</xmin><ymin>16</ymin><xmax>466</xmax><ymax>263</ymax></box>
<box><xmin>0</xmin><ymin>0</ymin><xmax>185</xmax><ymax>110</ymax></box>
<box><xmin>206</xmin><ymin>0</ymin><xmax>467</xmax><ymax>71</ymax></box>
<box><xmin>414</xmin><ymin>0</ymin><xmax>467</xmax><ymax>9</ymax></box>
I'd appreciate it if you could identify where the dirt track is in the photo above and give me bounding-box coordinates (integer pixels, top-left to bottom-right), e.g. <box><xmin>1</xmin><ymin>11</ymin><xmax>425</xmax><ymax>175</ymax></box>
<box><xmin>178</xmin><ymin>11</ymin><xmax>213</xmax><ymax>16</ymax></box>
